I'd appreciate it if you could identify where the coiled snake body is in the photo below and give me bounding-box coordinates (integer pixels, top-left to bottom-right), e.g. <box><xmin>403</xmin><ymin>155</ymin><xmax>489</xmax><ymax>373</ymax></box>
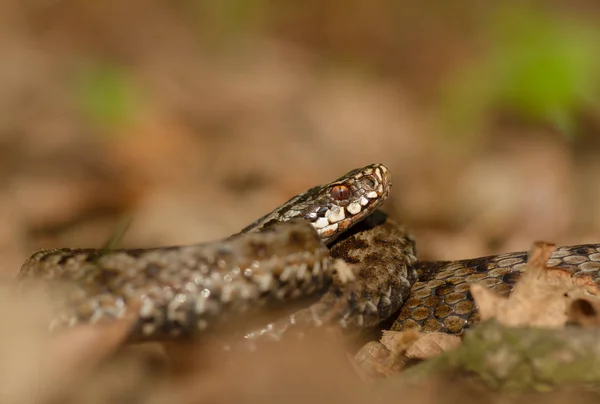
<box><xmin>16</xmin><ymin>164</ymin><xmax>600</xmax><ymax>344</ymax></box>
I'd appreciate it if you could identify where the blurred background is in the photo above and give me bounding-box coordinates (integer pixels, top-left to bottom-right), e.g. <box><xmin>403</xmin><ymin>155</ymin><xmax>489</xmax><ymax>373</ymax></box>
<box><xmin>1</xmin><ymin>0</ymin><xmax>600</xmax><ymax>278</ymax></box>
<box><xmin>2</xmin><ymin>2</ymin><xmax>600</xmax><ymax>402</ymax></box>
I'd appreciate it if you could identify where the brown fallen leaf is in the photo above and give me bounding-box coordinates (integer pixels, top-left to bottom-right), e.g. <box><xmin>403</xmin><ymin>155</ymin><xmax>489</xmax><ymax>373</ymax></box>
<box><xmin>352</xmin><ymin>330</ymin><xmax>420</xmax><ymax>380</ymax></box>
<box><xmin>353</xmin><ymin>329</ymin><xmax>461</xmax><ymax>380</ymax></box>
<box><xmin>470</xmin><ymin>241</ymin><xmax>600</xmax><ymax>328</ymax></box>
<box><xmin>379</xmin><ymin>328</ymin><xmax>421</xmax><ymax>353</ymax></box>
<box><xmin>352</xmin><ymin>341</ymin><xmax>399</xmax><ymax>380</ymax></box>
<box><xmin>403</xmin><ymin>333</ymin><xmax>461</xmax><ymax>360</ymax></box>
<box><xmin>380</xmin><ymin>329</ymin><xmax>460</xmax><ymax>360</ymax></box>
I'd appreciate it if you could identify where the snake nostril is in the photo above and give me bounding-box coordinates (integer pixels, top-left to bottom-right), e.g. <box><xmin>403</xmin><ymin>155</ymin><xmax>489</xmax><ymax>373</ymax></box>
<box><xmin>360</xmin><ymin>175</ymin><xmax>377</xmax><ymax>190</ymax></box>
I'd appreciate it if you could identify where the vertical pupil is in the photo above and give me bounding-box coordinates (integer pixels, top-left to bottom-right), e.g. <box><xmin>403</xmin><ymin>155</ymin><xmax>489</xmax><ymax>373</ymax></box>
<box><xmin>331</xmin><ymin>185</ymin><xmax>349</xmax><ymax>200</ymax></box>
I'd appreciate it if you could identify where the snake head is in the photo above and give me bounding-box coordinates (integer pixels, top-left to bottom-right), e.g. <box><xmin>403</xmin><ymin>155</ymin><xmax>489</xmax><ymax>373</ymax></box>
<box><xmin>239</xmin><ymin>163</ymin><xmax>392</xmax><ymax>245</ymax></box>
<box><xmin>302</xmin><ymin>163</ymin><xmax>392</xmax><ymax>243</ymax></box>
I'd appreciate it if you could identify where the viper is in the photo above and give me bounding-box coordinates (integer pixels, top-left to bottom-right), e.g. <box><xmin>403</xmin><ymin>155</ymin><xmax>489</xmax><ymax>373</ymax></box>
<box><xmin>17</xmin><ymin>164</ymin><xmax>600</xmax><ymax>345</ymax></box>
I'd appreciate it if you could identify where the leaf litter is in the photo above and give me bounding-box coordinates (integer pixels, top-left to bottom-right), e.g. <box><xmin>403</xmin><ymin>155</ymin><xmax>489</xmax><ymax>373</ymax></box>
<box><xmin>355</xmin><ymin>240</ymin><xmax>600</xmax><ymax>379</ymax></box>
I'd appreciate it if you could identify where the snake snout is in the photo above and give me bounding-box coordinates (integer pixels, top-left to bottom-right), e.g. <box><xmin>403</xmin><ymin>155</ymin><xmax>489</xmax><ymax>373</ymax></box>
<box><xmin>376</xmin><ymin>164</ymin><xmax>392</xmax><ymax>190</ymax></box>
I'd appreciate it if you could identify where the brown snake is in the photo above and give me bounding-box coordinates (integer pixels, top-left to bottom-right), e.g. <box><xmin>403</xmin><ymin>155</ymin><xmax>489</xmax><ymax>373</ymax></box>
<box><xmin>15</xmin><ymin>163</ymin><xmax>600</xmax><ymax>346</ymax></box>
<box><xmin>18</xmin><ymin>164</ymin><xmax>418</xmax><ymax>344</ymax></box>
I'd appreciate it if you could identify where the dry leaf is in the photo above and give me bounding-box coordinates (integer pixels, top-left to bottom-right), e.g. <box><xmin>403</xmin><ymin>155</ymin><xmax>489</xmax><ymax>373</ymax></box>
<box><xmin>353</xmin><ymin>329</ymin><xmax>461</xmax><ymax>379</ymax></box>
<box><xmin>353</xmin><ymin>330</ymin><xmax>420</xmax><ymax>379</ymax></box>
<box><xmin>404</xmin><ymin>333</ymin><xmax>461</xmax><ymax>360</ymax></box>
<box><xmin>471</xmin><ymin>241</ymin><xmax>600</xmax><ymax>328</ymax></box>
<box><xmin>352</xmin><ymin>341</ymin><xmax>399</xmax><ymax>380</ymax></box>
<box><xmin>380</xmin><ymin>329</ymin><xmax>421</xmax><ymax>352</ymax></box>
<box><xmin>380</xmin><ymin>329</ymin><xmax>460</xmax><ymax>360</ymax></box>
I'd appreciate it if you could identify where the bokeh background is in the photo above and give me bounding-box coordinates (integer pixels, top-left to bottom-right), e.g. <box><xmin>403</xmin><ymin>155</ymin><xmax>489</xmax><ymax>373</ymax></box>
<box><xmin>2</xmin><ymin>1</ymin><xmax>600</xmax><ymax>403</ymax></box>
<box><xmin>1</xmin><ymin>0</ymin><xmax>600</xmax><ymax>277</ymax></box>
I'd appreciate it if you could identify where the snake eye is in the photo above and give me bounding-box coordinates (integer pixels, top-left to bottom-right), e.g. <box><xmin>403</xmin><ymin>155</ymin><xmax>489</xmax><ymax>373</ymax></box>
<box><xmin>361</xmin><ymin>175</ymin><xmax>377</xmax><ymax>190</ymax></box>
<box><xmin>330</xmin><ymin>185</ymin><xmax>351</xmax><ymax>200</ymax></box>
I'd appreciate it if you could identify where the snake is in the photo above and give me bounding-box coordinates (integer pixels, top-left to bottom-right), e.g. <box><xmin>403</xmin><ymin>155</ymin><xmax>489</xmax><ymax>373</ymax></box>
<box><xmin>15</xmin><ymin>163</ymin><xmax>600</xmax><ymax>346</ymax></box>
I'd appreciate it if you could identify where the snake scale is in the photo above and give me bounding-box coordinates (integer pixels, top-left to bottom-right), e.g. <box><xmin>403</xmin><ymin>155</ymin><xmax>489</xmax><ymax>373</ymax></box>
<box><xmin>16</xmin><ymin>163</ymin><xmax>600</xmax><ymax>346</ymax></box>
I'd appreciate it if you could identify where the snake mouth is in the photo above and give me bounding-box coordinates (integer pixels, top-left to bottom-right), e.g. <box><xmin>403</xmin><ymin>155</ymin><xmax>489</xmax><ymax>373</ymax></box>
<box><xmin>377</xmin><ymin>164</ymin><xmax>392</xmax><ymax>195</ymax></box>
<box><xmin>238</xmin><ymin>163</ymin><xmax>393</xmax><ymax>244</ymax></box>
<box><xmin>356</xmin><ymin>164</ymin><xmax>392</xmax><ymax>217</ymax></box>
<box><xmin>315</xmin><ymin>163</ymin><xmax>393</xmax><ymax>244</ymax></box>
